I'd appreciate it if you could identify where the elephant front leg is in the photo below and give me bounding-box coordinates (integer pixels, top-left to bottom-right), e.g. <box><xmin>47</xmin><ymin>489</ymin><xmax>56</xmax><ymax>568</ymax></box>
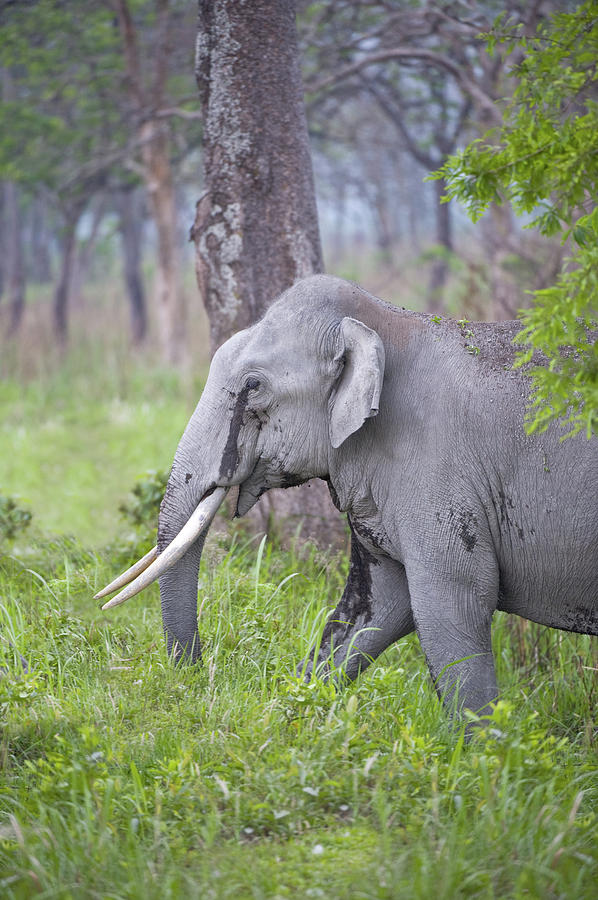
<box><xmin>408</xmin><ymin>572</ymin><xmax>498</xmax><ymax>716</ymax></box>
<box><xmin>301</xmin><ymin>531</ymin><xmax>415</xmax><ymax>682</ymax></box>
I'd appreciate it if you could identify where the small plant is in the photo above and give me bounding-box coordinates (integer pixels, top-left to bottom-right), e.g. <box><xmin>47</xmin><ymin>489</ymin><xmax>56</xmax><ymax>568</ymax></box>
<box><xmin>0</xmin><ymin>668</ymin><xmax>40</xmax><ymax>717</ymax></box>
<box><xmin>119</xmin><ymin>469</ymin><xmax>169</xmax><ymax>531</ymax></box>
<box><xmin>458</xmin><ymin>318</ymin><xmax>480</xmax><ymax>356</ymax></box>
<box><xmin>0</xmin><ymin>493</ymin><xmax>32</xmax><ymax>541</ymax></box>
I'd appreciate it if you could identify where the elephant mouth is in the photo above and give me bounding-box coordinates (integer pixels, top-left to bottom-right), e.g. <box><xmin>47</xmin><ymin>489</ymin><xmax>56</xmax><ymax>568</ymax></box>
<box><xmin>235</xmin><ymin>461</ymin><xmax>307</xmax><ymax>517</ymax></box>
<box><xmin>235</xmin><ymin>458</ymin><xmax>269</xmax><ymax>517</ymax></box>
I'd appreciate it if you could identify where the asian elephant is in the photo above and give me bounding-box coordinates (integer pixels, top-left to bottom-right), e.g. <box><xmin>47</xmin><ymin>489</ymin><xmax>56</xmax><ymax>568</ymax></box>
<box><xmin>97</xmin><ymin>274</ymin><xmax>598</xmax><ymax>715</ymax></box>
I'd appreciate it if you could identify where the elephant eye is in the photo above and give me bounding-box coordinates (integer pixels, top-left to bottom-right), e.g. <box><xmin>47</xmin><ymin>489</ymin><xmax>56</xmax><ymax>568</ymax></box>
<box><xmin>244</xmin><ymin>377</ymin><xmax>261</xmax><ymax>392</ymax></box>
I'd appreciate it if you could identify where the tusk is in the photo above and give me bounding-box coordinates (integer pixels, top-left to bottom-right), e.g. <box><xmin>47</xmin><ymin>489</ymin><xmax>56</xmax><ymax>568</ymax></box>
<box><xmin>100</xmin><ymin>486</ymin><xmax>229</xmax><ymax>611</ymax></box>
<box><xmin>94</xmin><ymin>546</ymin><xmax>159</xmax><ymax>599</ymax></box>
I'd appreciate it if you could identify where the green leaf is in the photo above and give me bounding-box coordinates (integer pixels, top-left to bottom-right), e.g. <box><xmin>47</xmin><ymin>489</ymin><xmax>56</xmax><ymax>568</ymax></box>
<box><xmin>432</xmin><ymin>0</ymin><xmax>598</xmax><ymax>435</ymax></box>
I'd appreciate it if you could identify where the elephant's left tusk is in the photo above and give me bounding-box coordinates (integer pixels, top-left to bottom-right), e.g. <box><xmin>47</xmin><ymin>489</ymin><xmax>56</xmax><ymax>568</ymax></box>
<box><xmin>100</xmin><ymin>486</ymin><xmax>229</xmax><ymax>611</ymax></box>
<box><xmin>94</xmin><ymin>546</ymin><xmax>159</xmax><ymax>600</ymax></box>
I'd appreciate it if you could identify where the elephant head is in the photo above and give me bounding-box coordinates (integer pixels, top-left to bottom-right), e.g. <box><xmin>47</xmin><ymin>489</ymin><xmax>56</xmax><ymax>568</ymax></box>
<box><xmin>96</xmin><ymin>276</ymin><xmax>385</xmax><ymax>663</ymax></box>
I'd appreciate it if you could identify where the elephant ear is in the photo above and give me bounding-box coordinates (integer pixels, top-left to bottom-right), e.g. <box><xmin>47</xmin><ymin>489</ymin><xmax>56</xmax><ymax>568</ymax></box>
<box><xmin>329</xmin><ymin>317</ymin><xmax>385</xmax><ymax>449</ymax></box>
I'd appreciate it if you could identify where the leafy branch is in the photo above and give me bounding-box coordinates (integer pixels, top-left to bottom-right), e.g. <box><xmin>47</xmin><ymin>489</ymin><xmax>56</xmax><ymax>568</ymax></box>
<box><xmin>432</xmin><ymin>1</ymin><xmax>598</xmax><ymax>437</ymax></box>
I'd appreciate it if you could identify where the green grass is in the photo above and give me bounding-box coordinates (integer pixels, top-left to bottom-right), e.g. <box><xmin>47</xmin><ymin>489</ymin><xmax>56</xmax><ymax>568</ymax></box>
<box><xmin>0</xmin><ymin>319</ymin><xmax>597</xmax><ymax>899</ymax></box>
<box><xmin>0</xmin><ymin>349</ymin><xmax>197</xmax><ymax>545</ymax></box>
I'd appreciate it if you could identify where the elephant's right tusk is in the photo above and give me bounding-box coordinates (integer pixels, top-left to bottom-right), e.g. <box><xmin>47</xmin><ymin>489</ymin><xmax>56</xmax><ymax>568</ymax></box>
<box><xmin>99</xmin><ymin>486</ymin><xmax>229</xmax><ymax>611</ymax></box>
<box><xmin>94</xmin><ymin>546</ymin><xmax>159</xmax><ymax>600</ymax></box>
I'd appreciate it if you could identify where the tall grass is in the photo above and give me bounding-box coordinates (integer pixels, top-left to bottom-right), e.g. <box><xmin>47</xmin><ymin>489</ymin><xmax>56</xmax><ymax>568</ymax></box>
<box><xmin>0</xmin><ymin>282</ymin><xmax>596</xmax><ymax>898</ymax></box>
<box><xmin>1</xmin><ymin>530</ymin><xmax>596</xmax><ymax>898</ymax></box>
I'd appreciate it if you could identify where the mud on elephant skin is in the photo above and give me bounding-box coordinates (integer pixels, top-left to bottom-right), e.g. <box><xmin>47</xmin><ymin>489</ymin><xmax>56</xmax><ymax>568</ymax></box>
<box><xmin>97</xmin><ymin>274</ymin><xmax>598</xmax><ymax>716</ymax></box>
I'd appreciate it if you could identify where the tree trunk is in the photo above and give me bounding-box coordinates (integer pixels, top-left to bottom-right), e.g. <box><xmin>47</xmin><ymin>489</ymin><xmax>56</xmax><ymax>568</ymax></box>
<box><xmin>3</xmin><ymin>180</ymin><xmax>25</xmax><ymax>336</ymax></box>
<box><xmin>481</xmin><ymin>204</ymin><xmax>521</xmax><ymax>321</ymax></box>
<box><xmin>428</xmin><ymin>175</ymin><xmax>453</xmax><ymax>310</ymax></box>
<box><xmin>405</xmin><ymin>168</ymin><xmax>421</xmax><ymax>254</ymax></box>
<box><xmin>194</xmin><ymin>0</ymin><xmax>324</xmax><ymax>350</ymax></box>
<box><xmin>117</xmin><ymin>188</ymin><xmax>148</xmax><ymax>344</ymax></box>
<box><xmin>0</xmin><ymin>186</ymin><xmax>4</xmax><ymax>298</ymax></box>
<box><xmin>71</xmin><ymin>195</ymin><xmax>107</xmax><ymax>307</ymax></box>
<box><xmin>2</xmin><ymin>67</ymin><xmax>25</xmax><ymax>335</ymax></box>
<box><xmin>29</xmin><ymin>193</ymin><xmax>53</xmax><ymax>283</ymax></box>
<box><xmin>330</xmin><ymin>176</ymin><xmax>347</xmax><ymax>263</ymax></box>
<box><xmin>140</xmin><ymin>121</ymin><xmax>185</xmax><ymax>364</ymax></box>
<box><xmin>434</xmin><ymin>176</ymin><xmax>453</xmax><ymax>254</ymax></box>
<box><xmin>370</xmin><ymin>180</ymin><xmax>394</xmax><ymax>259</ymax></box>
<box><xmin>114</xmin><ymin>0</ymin><xmax>186</xmax><ymax>366</ymax></box>
<box><xmin>193</xmin><ymin>0</ymin><xmax>343</xmax><ymax>547</ymax></box>
<box><xmin>53</xmin><ymin>213</ymin><xmax>79</xmax><ymax>344</ymax></box>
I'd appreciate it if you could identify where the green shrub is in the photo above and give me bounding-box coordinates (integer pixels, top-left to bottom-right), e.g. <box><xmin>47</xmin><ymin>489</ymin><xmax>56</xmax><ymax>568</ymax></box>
<box><xmin>118</xmin><ymin>469</ymin><xmax>169</xmax><ymax>531</ymax></box>
<box><xmin>0</xmin><ymin>493</ymin><xmax>32</xmax><ymax>541</ymax></box>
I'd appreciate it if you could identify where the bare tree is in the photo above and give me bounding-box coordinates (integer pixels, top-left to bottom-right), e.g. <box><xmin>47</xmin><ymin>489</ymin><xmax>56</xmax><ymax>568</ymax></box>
<box><xmin>112</xmin><ymin>0</ymin><xmax>189</xmax><ymax>364</ymax></box>
<box><xmin>301</xmin><ymin>0</ymin><xmax>553</xmax><ymax>313</ymax></box>
<box><xmin>52</xmin><ymin>199</ymin><xmax>85</xmax><ymax>343</ymax></box>
<box><xmin>0</xmin><ymin>187</ymin><xmax>3</xmax><ymax>298</ymax></box>
<box><xmin>2</xmin><ymin>179</ymin><xmax>25</xmax><ymax>336</ymax></box>
<box><xmin>28</xmin><ymin>193</ymin><xmax>53</xmax><ymax>284</ymax></box>
<box><xmin>193</xmin><ymin>0</ymin><xmax>342</xmax><ymax>543</ymax></box>
<box><xmin>117</xmin><ymin>186</ymin><xmax>148</xmax><ymax>344</ymax></box>
<box><xmin>1</xmin><ymin>68</ymin><xmax>25</xmax><ymax>335</ymax></box>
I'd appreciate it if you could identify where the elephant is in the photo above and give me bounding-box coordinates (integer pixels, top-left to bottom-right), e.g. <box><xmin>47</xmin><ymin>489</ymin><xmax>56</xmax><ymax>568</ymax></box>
<box><xmin>97</xmin><ymin>274</ymin><xmax>598</xmax><ymax>715</ymax></box>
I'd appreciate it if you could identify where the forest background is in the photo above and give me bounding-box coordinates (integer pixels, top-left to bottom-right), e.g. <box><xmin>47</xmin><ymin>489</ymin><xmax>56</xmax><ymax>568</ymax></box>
<box><xmin>0</xmin><ymin>1</ymin><xmax>596</xmax><ymax>897</ymax></box>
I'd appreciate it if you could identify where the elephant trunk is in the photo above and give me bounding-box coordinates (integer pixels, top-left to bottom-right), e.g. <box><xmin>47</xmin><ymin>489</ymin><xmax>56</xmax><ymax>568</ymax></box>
<box><xmin>158</xmin><ymin>530</ymin><xmax>206</xmax><ymax>664</ymax></box>
<box><xmin>96</xmin><ymin>373</ymin><xmax>234</xmax><ymax>662</ymax></box>
<box><xmin>157</xmin><ymin>465</ymin><xmax>223</xmax><ymax>664</ymax></box>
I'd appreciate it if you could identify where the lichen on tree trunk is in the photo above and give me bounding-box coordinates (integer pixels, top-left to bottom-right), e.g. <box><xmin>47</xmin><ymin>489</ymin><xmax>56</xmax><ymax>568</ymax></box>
<box><xmin>193</xmin><ymin>0</ymin><xmax>344</xmax><ymax>546</ymax></box>
<box><xmin>194</xmin><ymin>0</ymin><xmax>323</xmax><ymax>350</ymax></box>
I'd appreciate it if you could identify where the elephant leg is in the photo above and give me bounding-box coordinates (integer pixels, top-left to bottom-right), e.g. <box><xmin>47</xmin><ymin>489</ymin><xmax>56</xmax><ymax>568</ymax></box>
<box><xmin>408</xmin><ymin>573</ymin><xmax>498</xmax><ymax>715</ymax></box>
<box><xmin>301</xmin><ymin>530</ymin><xmax>414</xmax><ymax>681</ymax></box>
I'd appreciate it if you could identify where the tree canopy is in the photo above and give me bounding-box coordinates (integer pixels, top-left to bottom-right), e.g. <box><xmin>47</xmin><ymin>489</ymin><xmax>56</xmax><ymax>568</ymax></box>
<box><xmin>435</xmin><ymin>1</ymin><xmax>598</xmax><ymax>437</ymax></box>
<box><xmin>0</xmin><ymin>0</ymin><xmax>198</xmax><ymax>199</ymax></box>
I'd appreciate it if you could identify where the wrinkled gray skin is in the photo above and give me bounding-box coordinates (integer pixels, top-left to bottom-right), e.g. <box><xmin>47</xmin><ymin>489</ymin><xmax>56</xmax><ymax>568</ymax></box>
<box><xmin>158</xmin><ymin>275</ymin><xmax>598</xmax><ymax>714</ymax></box>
